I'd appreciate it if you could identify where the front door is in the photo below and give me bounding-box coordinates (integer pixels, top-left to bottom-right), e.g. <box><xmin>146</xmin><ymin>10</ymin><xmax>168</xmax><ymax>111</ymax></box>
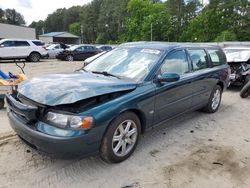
<box><xmin>0</xmin><ymin>40</ymin><xmax>16</xmax><ymax>58</ymax></box>
<box><xmin>153</xmin><ymin>49</ymin><xmax>193</xmax><ymax>124</ymax></box>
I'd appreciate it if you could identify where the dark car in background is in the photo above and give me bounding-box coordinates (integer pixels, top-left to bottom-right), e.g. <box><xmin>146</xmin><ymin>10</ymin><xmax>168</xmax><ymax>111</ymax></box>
<box><xmin>6</xmin><ymin>42</ymin><xmax>230</xmax><ymax>163</ymax></box>
<box><xmin>56</xmin><ymin>45</ymin><xmax>101</xmax><ymax>61</ymax></box>
<box><xmin>98</xmin><ymin>45</ymin><xmax>113</xmax><ymax>51</ymax></box>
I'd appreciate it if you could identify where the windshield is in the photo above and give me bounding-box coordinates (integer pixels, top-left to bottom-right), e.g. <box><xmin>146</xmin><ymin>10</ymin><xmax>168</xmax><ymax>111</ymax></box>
<box><xmin>84</xmin><ymin>47</ymin><xmax>163</xmax><ymax>81</ymax></box>
<box><xmin>68</xmin><ymin>45</ymin><xmax>80</xmax><ymax>51</ymax></box>
<box><xmin>46</xmin><ymin>44</ymin><xmax>58</xmax><ymax>49</ymax></box>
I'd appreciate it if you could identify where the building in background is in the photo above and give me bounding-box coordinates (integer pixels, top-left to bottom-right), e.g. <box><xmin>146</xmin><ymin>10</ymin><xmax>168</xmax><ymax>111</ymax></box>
<box><xmin>0</xmin><ymin>23</ymin><xmax>36</xmax><ymax>40</ymax></box>
<box><xmin>39</xmin><ymin>32</ymin><xmax>80</xmax><ymax>44</ymax></box>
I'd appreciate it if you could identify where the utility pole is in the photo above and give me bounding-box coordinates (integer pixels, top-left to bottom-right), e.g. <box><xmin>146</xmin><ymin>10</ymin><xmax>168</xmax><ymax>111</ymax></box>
<box><xmin>80</xmin><ymin>24</ymin><xmax>83</xmax><ymax>44</ymax></box>
<box><xmin>151</xmin><ymin>23</ymin><xmax>153</xmax><ymax>41</ymax></box>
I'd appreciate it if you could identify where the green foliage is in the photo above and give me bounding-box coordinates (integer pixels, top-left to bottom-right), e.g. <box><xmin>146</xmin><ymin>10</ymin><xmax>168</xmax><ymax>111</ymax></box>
<box><xmin>127</xmin><ymin>0</ymin><xmax>171</xmax><ymax>41</ymax></box>
<box><xmin>69</xmin><ymin>22</ymin><xmax>81</xmax><ymax>36</ymax></box>
<box><xmin>28</xmin><ymin>0</ymin><xmax>250</xmax><ymax>42</ymax></box>
<box><xmin>29</xmin><ymin>20</ymin><xmax>44</xmax><ymax>37</ymax></box>
<box><xmin>182</xmin><ymin>0</ymin><xmax>250</xmax><ymax>42</ymax></box>
<box><xmin>214</xmin><ymin>31</ymin><xmax>237</xmax><ymax>42</ymax></box>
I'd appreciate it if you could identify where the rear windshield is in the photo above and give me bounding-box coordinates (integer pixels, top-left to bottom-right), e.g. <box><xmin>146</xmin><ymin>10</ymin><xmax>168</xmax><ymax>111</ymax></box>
<box><xmin>32</xmin><ymin>41</ymin><xmax>45</xmax><ymax>46</ymax></box>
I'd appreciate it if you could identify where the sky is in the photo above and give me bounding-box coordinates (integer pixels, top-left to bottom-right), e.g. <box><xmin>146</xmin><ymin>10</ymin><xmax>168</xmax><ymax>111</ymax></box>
<box><xmin>0</xmin><ymin>0</ymin><xmax>92</xmax><ymax>25</ymax></box>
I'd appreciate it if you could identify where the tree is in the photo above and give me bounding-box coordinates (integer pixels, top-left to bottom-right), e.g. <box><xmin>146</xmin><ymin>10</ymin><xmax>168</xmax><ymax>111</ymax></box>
<box><xmin>126</xmin><ymin>0</ymin><xmax>171</xmax><ymax>41</ymax></box>
<box><xmin>182</xmin><ymin>0</ymin><xmax>250</xmax><ymax>42</ymax></box>
<box><xmin>5</xmin><ymin>9</ymin><xmax>25</xmax><ymax>25</ymax></box>
<box><xmin>214</xmin><ymin>30</ymin><xmax>237</xmax><ymax>42</ymax></box>
<box><xmin>69</xmin><ymin>22</ymin><xmax>81</xmax><ymax>36</ymax></box>
<box><xmin>96</xmin><ymin>0</ymin><xmax>128</xmax><ymax>43</ymax></box>
<box><xmin>29</xmin><ymin>20</ymin><xmax>44</xmax><ymax>37</ymax></box>
<box><xmin>0</xmin><ymin>8</ymin><xmax>6</xmax><ymax>23</ymax></box>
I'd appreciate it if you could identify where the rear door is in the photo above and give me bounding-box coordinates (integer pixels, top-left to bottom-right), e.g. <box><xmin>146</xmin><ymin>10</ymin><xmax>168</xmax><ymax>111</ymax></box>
<box><xmin>84</xmin><ymin>46</ymin><xmax>98</xmax><ymax>60</ymax></box>
<box><xmin>14</xmin><ymin>41</ymin><xmax>31</xmax><ymax>57</ymax></box>
<box><xmin>186</xmin><ymin>48</ymin><xmax>216</xmax><ymax>108</ymax></box>
<box><xmin>153</xmin><ymin>49</ymin><xmax>194</xmax><ymax>124</ymax></box>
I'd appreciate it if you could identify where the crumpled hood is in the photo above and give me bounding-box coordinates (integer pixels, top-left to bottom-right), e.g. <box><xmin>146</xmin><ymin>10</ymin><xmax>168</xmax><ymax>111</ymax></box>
<box><xmin>225</xmin><ymin>50</ymin><xmax>250</xmax><ymax>62</ymax></box>
<box><xmin>18</xmin><ymin>72</ymin><xmax>137</xmax><ymax>106</ymax></box>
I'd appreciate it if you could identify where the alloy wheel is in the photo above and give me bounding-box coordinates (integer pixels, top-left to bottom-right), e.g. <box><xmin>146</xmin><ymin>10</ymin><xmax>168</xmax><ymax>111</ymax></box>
<box><xmin>112</xmin><ymin>120</ymin><xmax>138</xmax><ymax>157</ymax></box>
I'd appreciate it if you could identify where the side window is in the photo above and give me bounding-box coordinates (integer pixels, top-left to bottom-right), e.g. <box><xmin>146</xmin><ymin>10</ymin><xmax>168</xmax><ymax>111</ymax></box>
<box><xmin>188</xmin><ymin>49</ymin><xmax>209</xmax><ymax>71</ymax></box>
<box><xmin>1</xmin><ymin>41</ymin><xmax>15</xmax><ymax>47</ymax></box>
<box><xmin>32</xmin><ymin>41</ymin><xmax>45</xmax><ymax>46</ymax></box>
<box><xmin>160</xmin><ymin>50</ymin><xmax>189</xmax><ymax>76</ymax></box>
<box><xmin>76</xmin><ymin>47</ymin><xmax>83</xmax><ymax>52</ymax></box>
<box><xmin>14</xmin><ymin>41</ymin><xmax>30</xmax><ymax>47</ymax></box>
<box><xmin>207</xmin><ymin>49</ymin><xmax>226</xmax><ymax>67</ymax></box>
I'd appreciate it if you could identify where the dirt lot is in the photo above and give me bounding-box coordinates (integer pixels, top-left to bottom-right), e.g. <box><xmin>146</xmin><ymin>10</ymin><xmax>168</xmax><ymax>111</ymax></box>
<box><xmin>0</xmin><ymin>60</ymin><xmax>250</xmax><ymax>188</ymax></box>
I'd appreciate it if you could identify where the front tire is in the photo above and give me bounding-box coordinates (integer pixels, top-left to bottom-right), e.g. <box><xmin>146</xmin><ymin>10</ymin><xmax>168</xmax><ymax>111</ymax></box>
<box><xmin>28</xmin><ymin>52</ymin><xmax>41</xmax><ymax>62</ymax></box>
<box><xmin>240</xmin><ymin>81</ymin><xmax>250</xmax><ymax>98</ymax></box>
<box><xmin>202</xmin><ymin>85</ymin><xmax>222</xmax><ymax>113</ymax></box>
<box><xmin>100</xmin><ymin>112</ymin><xmax>141</xmax><ymax>163</ymax></box>
<box><xmin>65</xmin><ymin>55</ymin><xmax>74</xmax><ymax>61</ymax></box>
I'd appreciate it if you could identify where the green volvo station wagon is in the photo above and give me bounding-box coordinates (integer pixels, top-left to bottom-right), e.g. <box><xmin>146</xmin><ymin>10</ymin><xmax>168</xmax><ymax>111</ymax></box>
<box><xmin>6</xmin><ymin>42</ymin><xmax>230</xmax><ymax>163</ymax></box>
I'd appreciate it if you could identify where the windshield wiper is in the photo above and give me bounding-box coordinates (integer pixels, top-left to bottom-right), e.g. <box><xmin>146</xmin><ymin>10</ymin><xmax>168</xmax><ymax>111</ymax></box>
<box><xmin>91</xmin><ymin>71</ymin><xmax>121</xmax><ymax>79</ymax></box>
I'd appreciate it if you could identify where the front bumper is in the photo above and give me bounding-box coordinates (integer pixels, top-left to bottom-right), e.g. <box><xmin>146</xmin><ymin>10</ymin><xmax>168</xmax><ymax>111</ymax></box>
<box><xmin>6</xmin><ymin>94</ymin><xmax>102</xmax><ymax>158</ymax></box>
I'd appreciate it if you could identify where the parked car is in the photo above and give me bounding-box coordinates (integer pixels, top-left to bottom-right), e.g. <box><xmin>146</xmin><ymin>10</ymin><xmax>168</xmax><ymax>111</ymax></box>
<box><xmin>6</xmin><ymin>42</ymin><xmax>230</xmax><ymax>163</ymax></box>
<box><xmin>97</xmin><ymin>45</ymin><xmax>113</xmax><ymax>51</ymax></box>
<box><xmin>56</xmin><ymin>45</ymin><xmax>101</xmax><ymax>61</ymax></box>
<box><xmin>83</xmin><ymin>51</ymin><xmax>107</xmax><ymax>66</ymax></box>
<box><xmin>46</xmin><ymin>43</ymin><xmax>69</xmax><ymax>59</ymax></box>
<box><xmin>224</xmin><ymin>47</ymin><xmax>250</xmax><ymax>87</ymax></box>
<box><xmin>0</xmin><ymin>39</ymin><xmax>48</xmax><ymax>62</ymax></box>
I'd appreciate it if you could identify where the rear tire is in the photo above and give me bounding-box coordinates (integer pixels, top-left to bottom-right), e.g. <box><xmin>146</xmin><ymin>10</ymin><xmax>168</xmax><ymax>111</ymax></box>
<box><xmin>240</xmin><ymin>81</ymin><xmax>250</xmax><ymax>98</ymax></box>
<box><xmin>202</xmin><ymin>85</ymin><xmax>222</xmax><ymax>113</ymax></box>
<box><xmin>65</xmin><ymin>55</ymin><xmax>74</xmax><ymax>61</ymax></box>
<box><xmin>28</xmin><ymin>52</ymin><xmax>41</xmax><ymax>62</ymax></box>
<box><xmin>100</xmin><ymin>112</ymin><xmax>141</xmax><ymax>163</ymax></box>
<box><xmin>0</xmin><ymin>99</ymin><xmax>4</xmax><ymax>109</ymax></box>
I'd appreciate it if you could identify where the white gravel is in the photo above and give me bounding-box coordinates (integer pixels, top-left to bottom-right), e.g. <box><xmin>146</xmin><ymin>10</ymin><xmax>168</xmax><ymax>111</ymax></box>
<box><xmin>0</xmin><ymin>60</ymin><xmax>250</xmax><ymax>188</ymax></box>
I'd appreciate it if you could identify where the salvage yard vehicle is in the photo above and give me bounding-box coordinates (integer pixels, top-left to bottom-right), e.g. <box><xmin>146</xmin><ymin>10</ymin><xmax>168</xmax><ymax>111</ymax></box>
<box><xmin>0</xmin><ymin>39</ymin><xmax>48</xmax><ymax>62</ymax></box>
<box><xmin>224</xmin><ymin>47</ymin><xmax>250</xmax><ymax>86</ymax></box>
<box><xmin>6</xmin><ymin>42</ymin><xmax>230</xmax><ymax>163</ymax></box>
<box><xmin>56</xmin><ymin>45</ymin><xmax>101</xmax><ymax>61</ymax></box>
<box><xmin>46</xmin><ymin>43</ymin><xmax>69</xmax><ymax>58</ymax></box>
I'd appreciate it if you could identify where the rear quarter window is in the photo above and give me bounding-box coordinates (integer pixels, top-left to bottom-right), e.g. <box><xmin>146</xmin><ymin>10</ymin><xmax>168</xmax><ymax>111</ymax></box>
<box><xmin>32</xmin><ymin>41</ymin><xmax>45</xmax><ymax>46</ymax></box>
<box><xmin>207</xmin><ymin>49</ymin><xmax>226</xmax><ymax>67</ymax></box>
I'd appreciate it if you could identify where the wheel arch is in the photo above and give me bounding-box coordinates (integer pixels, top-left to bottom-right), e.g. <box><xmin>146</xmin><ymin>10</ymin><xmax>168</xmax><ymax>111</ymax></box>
<box><xmin>29</xmin><ymin>51</ymin><xmax>41</xmax><ymax>57</ymax></box>
<box><xmin>103</xmin><ymin>108</ymin><xmax>147</xmax><ymax>136</ymax></box>
<box><xmin>217</xmin><ymin>81</ymin><xmax>224</xmax><ymax>91</ymax></box>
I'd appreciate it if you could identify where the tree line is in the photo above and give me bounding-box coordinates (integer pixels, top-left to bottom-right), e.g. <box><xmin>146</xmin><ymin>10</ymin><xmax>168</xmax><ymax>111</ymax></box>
<box><xmin>0</xmin><ymin>8</ymin><xmax>26</xmax><ymax>26</ymax></box>
<box><xmin>1</xmin><ymin>0</ymin><xmax>250</xmax><ymax>43</ymax></box>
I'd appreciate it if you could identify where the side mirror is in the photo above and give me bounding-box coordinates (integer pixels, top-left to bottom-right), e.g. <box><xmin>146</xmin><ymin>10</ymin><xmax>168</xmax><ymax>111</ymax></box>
<box><xmin>157</xmin><ymin>73</ymin><xmax>180</xmax><ymax>83</ymax></box>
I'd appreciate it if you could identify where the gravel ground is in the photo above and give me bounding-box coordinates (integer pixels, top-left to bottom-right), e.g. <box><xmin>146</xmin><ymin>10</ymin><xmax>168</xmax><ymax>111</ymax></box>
<box><xmin>0</xmin><ymin>60</ymin><xmax>250</xmax><ymax>188</ymax></box>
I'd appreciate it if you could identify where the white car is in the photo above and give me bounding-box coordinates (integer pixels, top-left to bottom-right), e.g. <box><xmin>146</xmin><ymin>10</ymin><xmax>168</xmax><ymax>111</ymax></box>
<box><xmin>0</xmin><ymin>39</ymin><xmax>48</xmax><ymax>62</ymax></box>
<box><xmin>224</xmin><ymin>47</ymin><xmax>250</xmax><ymax>63</ymax></box>
<box><xmin>46</xmin><ymin>44</ymin><xmax>67</xmax><ymax>59</ymax></box>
